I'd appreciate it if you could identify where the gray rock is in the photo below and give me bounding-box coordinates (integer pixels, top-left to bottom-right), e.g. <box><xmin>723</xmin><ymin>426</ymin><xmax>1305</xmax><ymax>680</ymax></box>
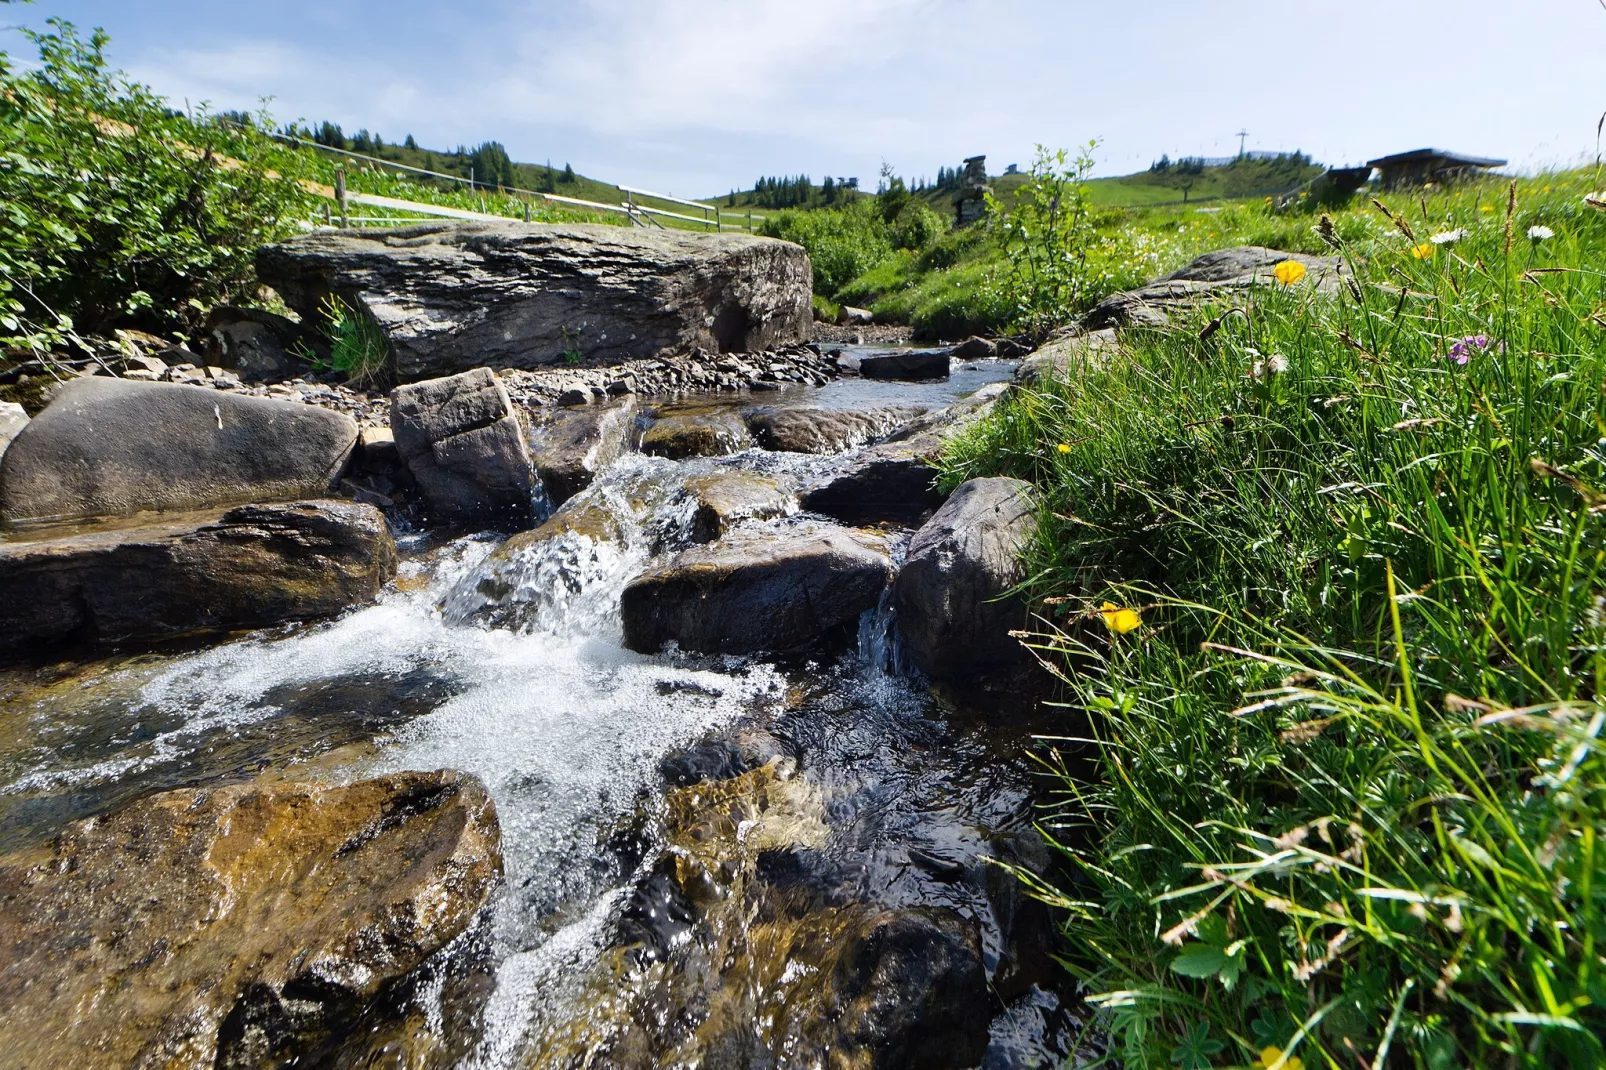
<box><xmin>621</xmin><ymin>521</ymin><xmax>891</xmax><ymax>655</ymax></box>
<box><xmin>0</xmin><ymin>378</ymin><xmax>358</xmax><ymax>527</ymax></box>
<box><xmin>949</xmin><ymin>336</ymin><xmax>997</xmax><ymax>360</ymax></box>
<box><xmin>1085</xmin><ymin>246</ymin><xmax>1348</xmax><ymax>330</ymax></box>
<box><xmin>639</xmin><ymin>408</ymin><xmax>754</xmax><ymax>459</ymax></box>
<box><xmin>391</xmin><ymin>368</ymin><xmax>537</xmax><ymax>530</ymax></box>
<box><xmin>0</xmin><ymin>770</ymin><xmax>501</xmax><ymax>1070</ymax></box>
<box><xmin>257</xmin><ymin>222</ymin><xmax>813</xmax><ymax>382</ymax></box>
<box><xmin>680</xmin><ymin>470</ymin><xmax>794</xmax><ymax>542</ymax></box>
<box><xmin>744</xmin><ymin>404</ymin><xmax>926</xmax><ymax>454</ymax></box>
<box><xmin>859</xmin><ymin>350</ymin><xmax>950</xmax><ymax>381</ymax></box>
<box><xmin>839</xmin><ymin>305</ymin><xmax>875</xmax><ymax>325</ymax></box>
<box><xmin>528</xmin><ymin>397</ymin><xmax>637</xmax><ymax>506</ymax></box>
<box><xmin>1013</xmin><ymin>328</ymin><xmax>1121</xmax><ymax>387</ymax></box>
<box><xmin>204</xmin><ymin>305</ymin><xmax>328</xmax><ymax>382</ymax></box>
<box><xmin>894</xmin><ymin>477</ymin><xmax>1035</xmax><ymax>682</ymax></box>
<box><xmin>0</xmin><ymin>402</ymin><xmax>26</xmax><ymax>460</ymax></box>
<box><xmin>0</xmin><ymin>499</ymin><xmax>396</xmax><ymax>663</ymax></box>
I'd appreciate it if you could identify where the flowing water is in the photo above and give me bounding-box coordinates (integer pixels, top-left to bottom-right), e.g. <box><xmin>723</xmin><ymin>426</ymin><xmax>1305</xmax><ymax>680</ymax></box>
<box><xmin>0</xmin><ymin>355</ymin><xmax>1088</xmax><ymax>1068</ymax></box>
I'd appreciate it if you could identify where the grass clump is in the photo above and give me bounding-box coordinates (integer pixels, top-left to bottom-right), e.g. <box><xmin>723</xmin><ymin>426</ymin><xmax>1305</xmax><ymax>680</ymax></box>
<box><xmin>943</xmin><ymin>173</ymin><xmax>1606</xmax><ymax>1067</ymax></box>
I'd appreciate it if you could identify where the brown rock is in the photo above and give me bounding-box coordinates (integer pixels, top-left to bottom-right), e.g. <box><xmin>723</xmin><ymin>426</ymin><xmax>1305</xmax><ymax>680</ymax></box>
<box><xmin>0</xmin><ymin>770</ymin><xmax>502</xmax><ymax>1070</ymax></box>
<box><xmin>681</xmin><ymin>470</ymin><xmax>795</xmax><ymax>542</ymax></box>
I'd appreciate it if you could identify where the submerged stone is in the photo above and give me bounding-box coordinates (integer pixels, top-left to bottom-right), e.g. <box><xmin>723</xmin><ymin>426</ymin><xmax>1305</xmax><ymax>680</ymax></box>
<box><xmin>743</xmin><ymin>403</ymin><xmax>927</xmax><ymax>454</ymax></box>
<box><xmin>639</xmin><ymin>408</ymin><xmax>755</xmax><ymax>459</ymax></box>
<box><xmin>858</xmin><ymin>350</ymin><xmax>950</xmax><ymax>381</ymax></box>
<box><xmin>0</xmin><ymin>770</ymin><xmax>502</xmax><ymax>1069</ymax></box>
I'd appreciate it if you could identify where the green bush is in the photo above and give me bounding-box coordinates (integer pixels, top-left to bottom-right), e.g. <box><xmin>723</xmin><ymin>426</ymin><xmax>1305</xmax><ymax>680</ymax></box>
<box><xmin>760</xmin><ymin>198</ymin><xmax>892</xmax><ymax>296</ymax></box>
<box><xmin>944</xmin><ymin>176</ymin><xmax>1606</xmax><ymax>1067</ymax></box>
<box><xmin>889</xmin><ymin>200</ymin><xmax>946</xmax><ymax>251</ymax></box>
<box><xmin>0</xmin><ymin>21</ymin><xmax>317</xmax><ymax>353</ymax></box>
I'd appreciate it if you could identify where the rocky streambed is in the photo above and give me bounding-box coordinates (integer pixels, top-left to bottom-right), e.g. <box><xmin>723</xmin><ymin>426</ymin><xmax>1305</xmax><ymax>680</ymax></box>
<box><xmin>0</xmin><ymin>351</ymin><xmax>1089</xmax><ymax>1068</ymax></box>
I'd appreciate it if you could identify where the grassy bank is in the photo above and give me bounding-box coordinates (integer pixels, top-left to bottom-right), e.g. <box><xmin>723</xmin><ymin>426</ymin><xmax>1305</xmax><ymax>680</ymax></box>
<box><xmin>942</xmin><ymin>173</ymin><xmax>1606</xmax><ymax>1066</ymax></box>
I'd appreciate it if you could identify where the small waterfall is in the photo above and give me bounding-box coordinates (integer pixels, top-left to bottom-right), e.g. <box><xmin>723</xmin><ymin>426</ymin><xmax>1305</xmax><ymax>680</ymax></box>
<box><xmin>857</xmin><ymin>587</ymin><xmax>912</xmax><ymax>679</ymax></box>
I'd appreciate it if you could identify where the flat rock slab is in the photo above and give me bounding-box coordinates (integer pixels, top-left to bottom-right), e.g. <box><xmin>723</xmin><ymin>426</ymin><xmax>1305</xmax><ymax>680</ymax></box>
<box><xmin>621</xmin><ymin>521</ymin><xmax>891</xmax><ymax>655</ymax></box>
<box><xmin>894</xmin><ymin>477</ymin><xmax>1035</xmax><ymax>682</ymax></box>
<box><xmin>0</xmin><ymin>770</ymin><xmax>501</xmax><ymax>1069</ymax></box>
<box><xmin>859</xmin><ymin>350</ymin><xmax>950</xmax><ymax>381</ymax></box>
<box><xmin>1013</xmin><ymin>329</ymin><xmax>1122</xmax><ymax>387</ymax></box>
<box><xmin>392</xmin><ymin>368</ymin><xmax>538</xmax><ymax>529</ymax></box>
<box><xmin>528</xmin><ymin>396</ymin><xmax>637</xmax><ymax>506</ymax></box>
<box><xmin>257</xmin><ymin>222</ymin><xmax>813</xmax><ymax>382</ymax></box>
<box><xmin>0</xmin><ymin>499</ymin><xmax>396</xmax><ymax>663</ymax></box>
<box><xmin>744</xmin><ymin>404</ymin><xmax>927</xmax><ymax>454</ymax></box>
<box><xmin>681</xmin><ymin>470</ymin><xmax>795</xmax><ymax>542</ymax></box>
<box><xmin>1085</xmin><ymin>246</ymin><xmax>1347</xmax><ymax>330</ymax></box>
<box><xmin>639</xmin><ymin>408</ymin><xmax>754</xmax><ymax>459</ymax></box>
<box><xmin>0</xmin><ymin>377</ymin><xmax>357</xmax><ymax>527</ymax></box>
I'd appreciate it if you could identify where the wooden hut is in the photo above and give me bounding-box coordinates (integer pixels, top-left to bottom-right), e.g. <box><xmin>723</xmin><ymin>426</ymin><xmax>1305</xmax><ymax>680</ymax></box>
<box><xmin>1366</xmin><ymin>149</ymin><xmax>1507</xmax><ymax>190</ymax></box>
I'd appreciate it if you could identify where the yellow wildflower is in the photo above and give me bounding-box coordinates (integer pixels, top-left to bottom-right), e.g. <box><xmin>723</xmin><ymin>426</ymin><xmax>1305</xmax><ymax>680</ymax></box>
<box><xmin>1099</xmin><ymin>602</ymin><xmax>1141</xmax><ymax>634</ymax></box>
<box><xmin>1259</xmin><ymin>1047</ymin><xmax>1305</xmax><ymax>1070</ymax></box>
<box><xmin>1479</xmin><ymin>204</ymin><xmax>1494</xmax><ymax>212</ymax></box>
<box><xmin>1056</xmin><ymin>443</ymin><xmax>1072</xmax><ymax>454</ymax></box>
<box><xmin>1272</xmin><ymin>260</ymin><xmax>1307</xmax><ymax>286</ymax></box>
<box><xmin>1411</xmin><ymin>242</ymin><xmax>1434</xmax><ymax>260</ymax></box>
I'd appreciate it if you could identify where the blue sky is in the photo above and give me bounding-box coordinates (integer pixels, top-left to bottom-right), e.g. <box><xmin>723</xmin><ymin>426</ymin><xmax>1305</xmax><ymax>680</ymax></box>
<box><xmin>5</xmin><ymin>1</ymin><xmax>1605</xmax><ymax>198</ymax></box>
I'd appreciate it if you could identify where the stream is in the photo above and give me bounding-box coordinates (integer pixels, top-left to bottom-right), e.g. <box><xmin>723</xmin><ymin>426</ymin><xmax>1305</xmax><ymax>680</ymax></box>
<box><xmin>0</xmin><ymin>350</ymin><xmax>1088</xmax><ymax>1069</ymax></box>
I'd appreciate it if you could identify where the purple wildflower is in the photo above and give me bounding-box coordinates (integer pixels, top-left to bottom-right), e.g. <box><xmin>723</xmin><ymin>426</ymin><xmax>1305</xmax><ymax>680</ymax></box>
<box><xmin>1446</xmin><ymin>334</ymin><xmax>1500</xmax><ymax>366</ymax></box>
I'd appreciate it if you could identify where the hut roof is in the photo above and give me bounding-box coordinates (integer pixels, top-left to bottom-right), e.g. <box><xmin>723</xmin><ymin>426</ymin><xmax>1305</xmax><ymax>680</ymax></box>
<box><xmin>1366</xmin><ymin>148</ymin><xmax>1507</xmax><ymax>170</ymax></box>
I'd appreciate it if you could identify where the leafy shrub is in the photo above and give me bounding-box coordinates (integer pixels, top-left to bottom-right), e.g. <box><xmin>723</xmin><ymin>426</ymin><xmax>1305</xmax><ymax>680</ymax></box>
<box><xmin>760</xmin><ymin>198</ymin><xmax>892</xmax><ymax>296</ymax></box>
<box><xmin>292</xmin><ymin>294</ymin><xmax>389</xmax><ymax>386</ymax></box>
<box><xmin>888</xmin><ymin>201</ymin><xmax>946</xmax><ymax>251</ymax></box>
<box><xmin>986</xmin><ymin>144</ymin><xmax>1102</xmax><ymax>337</ymax></box>
<box><xmin>943</xmin><ymin>176</ymin><xmax>1606</xmax><ymax>1067</ymax></box>
<box><xmin>0</xmin><ymin>21</ymin><xmax>317</xmax><ymax>354</ymax></box>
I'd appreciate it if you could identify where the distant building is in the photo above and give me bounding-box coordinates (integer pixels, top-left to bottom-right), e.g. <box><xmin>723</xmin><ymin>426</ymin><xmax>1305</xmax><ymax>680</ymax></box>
<box><xmin>1004</xmin><ymin>163</ymin><xmax>1019</xmax><ymax>175</ymax></box>
<box><xmin>954</xmin><ymin>155</ymin><xmax>991</xmax><ymax>226</ymax></box>
<box><xmin>1366</xmin><ymin>148</ymin><xmax>1507</xmax><ymax>190</ymax></box>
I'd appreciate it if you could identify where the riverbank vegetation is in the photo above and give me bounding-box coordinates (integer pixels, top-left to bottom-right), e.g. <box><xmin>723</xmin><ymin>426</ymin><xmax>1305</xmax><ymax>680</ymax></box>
<box><xmin>942</xmin><ymin>170</ymin><xmax>1606</xmax><ymax>1066</ymax></box>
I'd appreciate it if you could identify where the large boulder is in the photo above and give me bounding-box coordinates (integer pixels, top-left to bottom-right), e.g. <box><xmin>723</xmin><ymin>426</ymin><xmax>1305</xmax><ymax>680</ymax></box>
<box><xmin>0</xmin><ymin>500</ymin><xmax>396</xmax><ymax>663</ymax></box>
<box><xmin>0</xmin><ymin>770</ymin><xmax>501</xmax><ymax>1069</ymax></box>
<box><xmin>1013</xmin><ymin>328</ymin><xmax>1122</xmax><ymax>387</ymax></box>
<box><xmin>800</xmin><ymin>385</ymin><xmax>1006</xmax><ymax>525</ymax></box>
<box><xmin>0</xmin><ymin>401</ymin><xmax>26</xmax><ymax>459</ymax></box>
<box><xmin>744</xmin><ymin>404</ymin><xmax>926</xmax><ymax>454</ymax></box>
<box><xmin>0</xmin><ymin>378</ymin><xmax>358</xmax><ymax>527</ymax></box>
<box><xmin>894</xmin><ymin>477</ymin><xmax>1035</xmax><ymax>682</ymax></box>
<box><xmin>257</xmin><ymin>222</ymin><xmax>814</xmax><ymax>382</ymax></box>
<box><xmin>392</xmin><ymin>368</ymin><xmax>538</xmax><ymax>529</ymax></box>
<box><xmin>1085</xmin><ymin>246</ymin><xmax>1347</xmax><ymax>330</ymax></box>
<box><xmin>621</xmin><ymin>522</ymin><xmax>891</xmax><ymax>655</ymax></box>
<box><xmin>527</xmin><ymin>396</ymin><xmax>637</xmax><ymax>506</ymax></box>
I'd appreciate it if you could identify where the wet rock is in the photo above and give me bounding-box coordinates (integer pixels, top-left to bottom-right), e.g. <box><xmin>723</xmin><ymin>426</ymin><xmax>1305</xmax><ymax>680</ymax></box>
<box><xmin>203</xmin><ymin>305</ymin><xmax>328</xmax><ymax>382</ymax></box>
<box><xmin>950</xmin><ymin>336</ymin><xmax>997</xmax><ymax>360</ymax></box>
<box><xmin>894</xmin><ymin>477</ymin><xmax>1035</xmax><ymax>682</ymax></box>
<box><xmin>859</xmin><ymin>350</ymin><xmax>950</xmax><ymax>381</ymax></box>
<box><xmin>528</xmin><ymin>396</ymin><xmax>637</xmax><ymax>506</ymax></box>
<box><xmin>0</xmin><ymin>401</ymin><xmax>26</xmax><ymax>458</ymax></box>
<box><xmin>659</xmin><ymin>730</ymin><xmax>790</xmax><ymax>788</ymax></box>
<box><xmin>0</xmin><ymin>377</ymin><xmax>358</xmax><ymax>527</ymax></box>
<box><xmin>355</xmin><ymin>425</ymin><xmax>400</xmax><ymax>470</ymax></box>
<box><xmin>681</xmin><ymin>470</ymin><xmax>794</xmax><ymax>542</ymax></box>
<box><xmin>0</xmin><ymin>499</ymin><xmax>397</xmax><ymax>663</ymax></box>
<box><xmin>639</xmin><ymin>408</ymin><xmax>754</xmax><ymax>459</ymax></box>
<box><xmin>799</xmin><ymin>386</ymin><xmax>1007</xmax><ymax>525</ymax></box>
<box><xmin>0</xmin><ymin>770</ymin><xmax>502</xmax><ymax>1070</ymax></box>
<box><xmin>830</xmin><ymin>908</ymin><xmax>991</xmax><ymax>1070</ymax></box>
<box><xmin>1013</xmin><ymin>328</ymin><xmax>1121</xmax><ymax>387</ymax></box>
<box><xmin>1085</xmin><ymin>246</ymin><xmax>1348</xmax><ymax>330</ymax></box>
<box><xmin>257</xmin><ymin>222</ymin><xmax>813</xmax><ymax>382</ymax></box>
<box><xmin>744</xmin><ymin>404</ymin><xmax>927</xmax><ymax>454</ymax></box>
<box><xmin>391</xmin><ymin>368</ymin><xmax>537</xmax><ymax>530</ymax></box>
<box><xmin>621</xmin><ymin>521</ymin><xmax>892</xmax><ymax>655</ymax></box>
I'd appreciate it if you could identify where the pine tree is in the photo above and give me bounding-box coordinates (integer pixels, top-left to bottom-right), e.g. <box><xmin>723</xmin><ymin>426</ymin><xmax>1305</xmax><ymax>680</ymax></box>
<box><xmin>563</xmin><ymin>162</ymin><xmax>575</xmax><ymax>184</ymax></box>
<box><xmin>404</xmin><ymin>134</ymin><xmax>417</xmax><ymax>150</ymax></box>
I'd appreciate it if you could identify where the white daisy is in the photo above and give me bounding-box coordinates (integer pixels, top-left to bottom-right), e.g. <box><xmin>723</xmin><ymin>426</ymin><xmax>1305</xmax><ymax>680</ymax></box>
<box><xmin>1430</xmin><ymin>228</ymin><xmax>1468</xmax><ymax>246</ymax></box>
<box><xmin>1527</xmin><ymin>225</ymin><xmax>1554</xmax><ymax>241</ymax></box>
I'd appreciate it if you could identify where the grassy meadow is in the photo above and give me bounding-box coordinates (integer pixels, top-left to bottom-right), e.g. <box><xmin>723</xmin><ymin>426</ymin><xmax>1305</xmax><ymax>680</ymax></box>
<box><xmin>939</xmin><ymin>171</ymin><xmax>1606</xmax><ymax>1067</ymax></box>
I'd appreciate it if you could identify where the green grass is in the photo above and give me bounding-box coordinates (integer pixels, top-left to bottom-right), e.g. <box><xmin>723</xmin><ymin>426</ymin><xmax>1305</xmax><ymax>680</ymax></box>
<box><xmin>942</xmin><ymin>171</ymin><xmax>1606</xmax><ymax>1068</ymax></box>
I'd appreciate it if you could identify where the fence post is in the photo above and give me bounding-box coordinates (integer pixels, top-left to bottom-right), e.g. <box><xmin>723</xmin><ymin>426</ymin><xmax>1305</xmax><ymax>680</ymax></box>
<box><xmin>334</xmin><ymin>167</ymin><xmax>349</xmax><ymax>228</ymax></box>
<box><xmin>747</xmin><ymin>209</ymin><xmax>752</xmax><ymax>232</ymax></box>
<box><xmin>627</xmin><ymin>189</ymin><xmax>635</xmax><ymax>226</ymax></box>
<box><xmin>524</xmin><ymin>198</ymin><xmax>532</xmax><ymax>223</ymax></box>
